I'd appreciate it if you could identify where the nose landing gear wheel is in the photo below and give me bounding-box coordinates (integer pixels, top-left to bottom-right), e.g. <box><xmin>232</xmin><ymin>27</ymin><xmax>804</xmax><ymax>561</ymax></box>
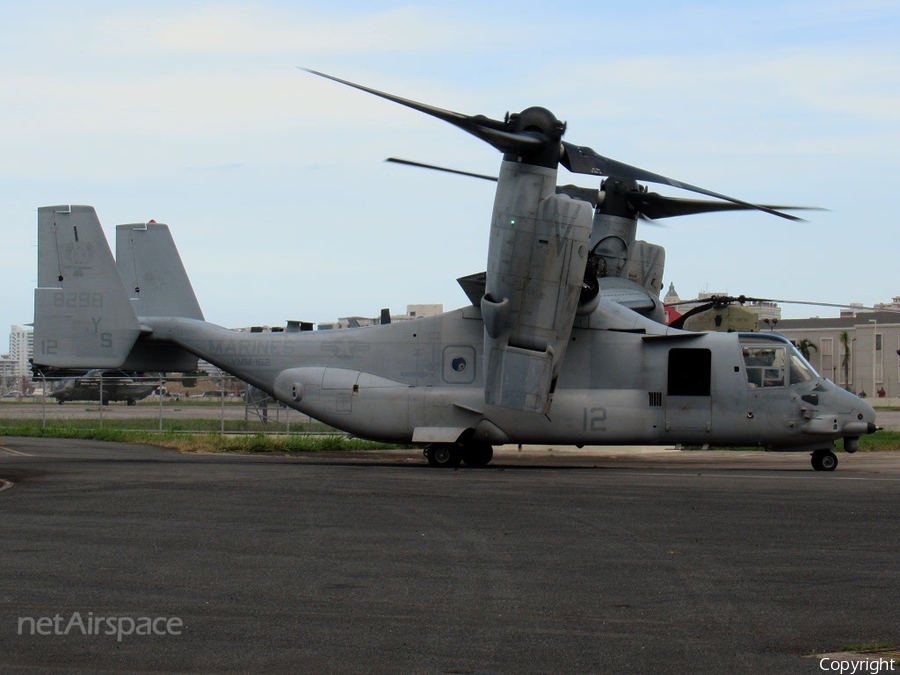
<box><xmin>425</xmin><ymin>443</ymin><xmax>462</xmax><ymax>468</ymax></box>
<box><xmin>811</xmin><ymin>449</ymin><xmax>838</xmax><ymax>471</ymax></box>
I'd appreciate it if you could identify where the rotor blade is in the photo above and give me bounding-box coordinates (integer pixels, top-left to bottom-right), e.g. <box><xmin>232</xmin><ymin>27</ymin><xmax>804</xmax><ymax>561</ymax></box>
<box><xmin>386</xmin><ymin>157</ymin><xmax>497</xmax><ymax>182</ymax></box>
<box><xmin>560</xmin><ymin>141</ymin><xmax>802</xmax><ymax>222</ymax></box>
<box><xmin>750</xmin><ymin>298</ymin><xmax>900</xmax><ymax>313</ymax></box>
<box><xmin>303</xmin><ymin>69</ymin><xmax>543</xmax><ymax>155</ymax></box>
<box><xmin>633</xmin><ymin>193</ymin><xmax>826</xmax><ymax>220</ymax></box>
<box><xmin>667</xmin><ymin>295</ymin><xmax>900</xmax><ymax>314</ymax></box>
<box><xmin>666</xmin><ymin>295</ymin><xmax>737</xmax><ymax>308</ymax></box>
<box><xmin>669</xmin><ymin>302</ymin><xmax>715</xmax><ymax>329</ymax></box>
<box><xmin>389</xmin><ymin>157</ymin><xmax>817</xmax><ymax>222</ymax></box>
<box><xmin>388</xmin><ymin>158</ymin><xmax>606</xmax><ymax>207</ymax></box>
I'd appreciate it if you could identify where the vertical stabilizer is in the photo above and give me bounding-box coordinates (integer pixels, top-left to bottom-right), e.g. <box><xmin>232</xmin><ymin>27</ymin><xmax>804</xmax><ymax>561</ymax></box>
<box><xmin>116</xmin><ymin>223</ymin><xmax>204</xmax><ymax>320</ymax></box>
<box><xmin>33</xmin><ymin>206</ymin><xmax>141</xmax><ymax>368</ymax></box>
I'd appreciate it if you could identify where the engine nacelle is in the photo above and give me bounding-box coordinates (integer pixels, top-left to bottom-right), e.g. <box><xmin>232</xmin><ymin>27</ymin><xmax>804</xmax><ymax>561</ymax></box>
<box><xmin>482</xmin><ymin>160</ymin><xmax>593</xmax><ymax>413</ymax></box>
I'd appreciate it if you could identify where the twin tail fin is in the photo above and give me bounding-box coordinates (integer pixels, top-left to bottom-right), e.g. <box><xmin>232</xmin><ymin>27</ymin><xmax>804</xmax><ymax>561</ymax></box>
<box><xmin>33</xmin><ymin>205</ymin><xmax>203</xmax><ymax>372</ymax></box>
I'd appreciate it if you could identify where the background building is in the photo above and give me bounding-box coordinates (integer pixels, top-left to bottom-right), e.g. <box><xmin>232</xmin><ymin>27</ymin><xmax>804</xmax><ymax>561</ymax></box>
<box><xmin>8</xmin><ymin>326</ymin><xmax>33</xmax><ymax>378</ymax></box>
<box><xmin>0</xmin><ymin>355</ymin><xmax>18</xmax><ymax>394</ymax></box>
<box><xmin>664</xmin><ymin>287</ymin><xmax>900</xmax><ymax>398</ymax></box>
<box><xmin>317</xmin><ymin>304</ymin><xmax>443</xmax><ymax>330</ymax></box>
<box><xmin>1</xmin><ymin>326</ymin><xmax>33</xmax><ymax>395</ymax></box>
<box><xmin>776</xmin><ymin>311</ymin><xmax>898</xmax><ymax>399</ymax></box>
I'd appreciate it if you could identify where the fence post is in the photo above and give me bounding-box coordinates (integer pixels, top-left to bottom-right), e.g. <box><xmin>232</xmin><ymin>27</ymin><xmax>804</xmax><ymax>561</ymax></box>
<box><xmin>220</xmin><ymin>378</ymin><xmax>225</xmax><ymax>434</ymax></box>
<box><xmin>41</xmin><ymin>375</ymin><xmax>47</xmax><ymax>429</ymax></box>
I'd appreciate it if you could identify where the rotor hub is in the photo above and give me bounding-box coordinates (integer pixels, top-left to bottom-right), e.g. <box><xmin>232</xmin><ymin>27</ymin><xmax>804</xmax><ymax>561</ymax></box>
<box><xmin>598</xmin><ymin>177</ymin><xmax>641</xmax><ymax>217</ymax></box>
<box><xmin>507</xmin><ymin>107</ymin><xmax>565</xmax><ymax>140</ymax></box>
<box><xmin>503</xmin><ymin>107</ymin><xmax>566</xmax><ymax>168</ymax></box>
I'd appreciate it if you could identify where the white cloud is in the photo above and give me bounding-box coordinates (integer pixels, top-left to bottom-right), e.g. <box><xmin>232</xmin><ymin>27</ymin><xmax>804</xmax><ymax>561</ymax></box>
<box><xmin>96</xmin><ymin>4</ymin><xmax>500</xmax><ymax>56</ymax></box>
<box><xmin>2</xmin><ymin>1</ymin><xmax>900</xmax><ymax>336</ymax></box>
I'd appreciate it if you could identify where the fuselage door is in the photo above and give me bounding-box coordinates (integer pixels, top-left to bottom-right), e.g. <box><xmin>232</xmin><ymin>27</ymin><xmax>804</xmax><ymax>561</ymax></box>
<box><xmin>665</xmin><ymin>347</ymin><xmax>712</xmax><ymax>432</ymax></box>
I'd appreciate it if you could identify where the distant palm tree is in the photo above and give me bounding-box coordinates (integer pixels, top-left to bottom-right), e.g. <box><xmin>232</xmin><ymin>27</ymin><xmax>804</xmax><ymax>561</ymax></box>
<box><xmin>792</xmin><ymin>339</ymin><xmax>818</xmax><ymax>361</ymax></box>
<box><xmin>839</xmin><ymin>331</ymin><xmax>852</xmax><ymax>390</ymax></box>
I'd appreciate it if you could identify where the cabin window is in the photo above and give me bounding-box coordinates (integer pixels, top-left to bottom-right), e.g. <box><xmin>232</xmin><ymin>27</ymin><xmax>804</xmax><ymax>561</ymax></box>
<box><xmin>668</xmin><ymin>348</ymin><xmax>711</xmax><ymax>396</ymax></box>
<box><xmin>742</xmin><ymin>346</ymin><xmax>785</xmax><ymax>388</ymax></box>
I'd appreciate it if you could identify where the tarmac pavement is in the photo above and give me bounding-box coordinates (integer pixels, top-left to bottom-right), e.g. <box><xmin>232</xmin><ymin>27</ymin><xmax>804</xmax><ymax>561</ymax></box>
<box><xmin>1</xmin><ymin>438</ymin><xmax>899</xmax><ymax>674</ymax></box>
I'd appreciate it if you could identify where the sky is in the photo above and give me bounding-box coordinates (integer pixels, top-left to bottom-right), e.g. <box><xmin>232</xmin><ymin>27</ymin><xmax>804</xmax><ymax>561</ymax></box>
<box><xmin>2</xmin><ymin>0</ymin><xmax>899</xmax><ymax>349</ymax></box>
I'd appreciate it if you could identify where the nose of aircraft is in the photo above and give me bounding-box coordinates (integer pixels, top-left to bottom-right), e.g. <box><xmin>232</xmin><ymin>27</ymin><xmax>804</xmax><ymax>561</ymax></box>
<box><xmin>860</xmin><ymin>396</ymin><xmax>877</xmax><ymax>426</ymax></box>
<box><xmin>801</xmin><ymin>383</ymin><xmax>878</xmax><ymax>445</ymax></box>
<box><xmin>847</xmin><ymin>388</ymin><xmax>877</xmax><ymax>428</ymax></box>
<box><xmin>838</xmin><ymin>389</ymin><xmax>878</xmax><ymax>453</ymax></box>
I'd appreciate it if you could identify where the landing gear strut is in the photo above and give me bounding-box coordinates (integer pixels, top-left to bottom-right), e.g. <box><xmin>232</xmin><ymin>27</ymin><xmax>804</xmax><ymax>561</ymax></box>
<box><xmin>424</xmin><ymin>441</ymin><xmax>494</xmax><ymax>468</ymax></box>
<box><xmin>811</xmin><ymin>448</ymin><xmax>838</xmax><ymax>471</ymax></box>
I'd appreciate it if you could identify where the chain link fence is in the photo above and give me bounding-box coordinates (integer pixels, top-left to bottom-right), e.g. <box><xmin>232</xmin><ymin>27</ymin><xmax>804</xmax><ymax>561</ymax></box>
<box><xmin>0</xmin><ymin>375</ymin><xmax>335</xmax><ymax>435</ymax></box>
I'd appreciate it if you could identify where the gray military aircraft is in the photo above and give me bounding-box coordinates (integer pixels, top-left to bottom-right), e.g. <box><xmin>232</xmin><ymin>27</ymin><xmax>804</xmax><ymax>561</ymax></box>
<box><xmin>31</xmin><ymin>72</ymin><xmax>878</xmax><ymax>471</ymax></box>
<box><xmin>48</xmin><ymin>369</ymin><xmax>156</xmax><ymax>406</ymax></box>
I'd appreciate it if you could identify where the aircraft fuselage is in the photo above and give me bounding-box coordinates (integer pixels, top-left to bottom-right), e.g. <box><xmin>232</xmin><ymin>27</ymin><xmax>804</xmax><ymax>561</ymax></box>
<box><xmin>143</xmin><ymin>303</ymin><xmax>874</xmax><ymax>452</ymax></box>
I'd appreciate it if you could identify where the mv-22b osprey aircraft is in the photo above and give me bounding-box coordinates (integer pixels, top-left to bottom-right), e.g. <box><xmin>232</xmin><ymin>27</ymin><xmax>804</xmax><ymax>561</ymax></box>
<box><xmin>32</xmin><ymin>71</ymin><xmax>877</xmax><ymax>471</ymax></box>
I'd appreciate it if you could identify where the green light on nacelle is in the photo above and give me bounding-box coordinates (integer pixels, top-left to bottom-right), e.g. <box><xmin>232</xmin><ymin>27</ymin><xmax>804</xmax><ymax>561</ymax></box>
<box><xmin>509</xmin><ymin>218</ymin><xmax>516</xmax><ymax>226</ymax></box>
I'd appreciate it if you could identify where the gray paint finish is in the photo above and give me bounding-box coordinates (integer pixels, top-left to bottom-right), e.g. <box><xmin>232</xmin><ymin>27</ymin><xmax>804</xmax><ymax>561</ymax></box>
<box><xmin>32</xmin><ymin>206</ymin><xmax>876</xmax><ymax>463</ymax></box>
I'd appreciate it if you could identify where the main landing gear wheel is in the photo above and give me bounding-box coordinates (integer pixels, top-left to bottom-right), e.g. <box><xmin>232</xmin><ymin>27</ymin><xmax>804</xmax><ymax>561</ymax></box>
<box><xmin>462</xmin><ymin>443</ymin><xmax>493</xmax><ymax>468</ymax></box>
<box><xmin>811</xmin><ymin>448</ymin><xmax>838</xmax><ymax>471</ymax></box>
<box><xmin>425</xmin><ymin>443</ymin><xmax>462</xmax><ymax>468</ymax></box>
<box><xmin>424</xmin><ymin>441</ymin><xmax>495</xmax><ymax>468</ymax></box>
<box><xmin>462</xmin><ymin>443</ymin><xmax>494</xmax><ymax>466</ymax></box>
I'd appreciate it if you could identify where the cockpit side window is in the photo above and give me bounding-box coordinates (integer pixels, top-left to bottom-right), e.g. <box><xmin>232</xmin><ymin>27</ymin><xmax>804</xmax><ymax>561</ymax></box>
<box><xmin>741</xmin><ymin>346</ymin><xmax>785</xmax><ymax>388</ymax></box>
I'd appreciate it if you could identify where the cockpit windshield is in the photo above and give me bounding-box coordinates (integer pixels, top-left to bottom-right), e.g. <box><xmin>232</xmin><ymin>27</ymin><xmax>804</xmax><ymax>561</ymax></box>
<box><xmin>740</xmin><ymin>338</ymin><xmax>819</xmax><ymax>388</ymax></box>
<box><xmin>788</xmin><ymin>345</ymin><xmax>817</xmax><ymax>384</ymax></box>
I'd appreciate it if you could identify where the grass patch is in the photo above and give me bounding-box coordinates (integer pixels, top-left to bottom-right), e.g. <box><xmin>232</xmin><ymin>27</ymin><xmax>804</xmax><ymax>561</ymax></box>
<box><xmin>153</xmin><ymin>433</ymin><xmax>405</xmax><ymax>454</ymax></box>
<box><xmin>707</xmin><ymin>431</ymin><xmax>900</xmax><ymax>453</ymax></box>
<box><xmin>808</xmin><ymin>640</ymin><xmax>898</xmax><ymax>658</ymax></box>
<box><xmin>835</xmin><ymin>431</ymin><xmax>900</xmax><ymax>452</ymax></box>
<box><xmin>839</xmin><ymin>641</ymin><xmax>896</xmax><ymax>653</ymax></box>
<box><xmin>0</xmin><ymin>421</ymin><xmax>408</xmax><ymax>453</ymax></box>
<box><xmin>0</xmin><ymin>416</ymin><xmax>335</xmax><ymax>434</ymax></box>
